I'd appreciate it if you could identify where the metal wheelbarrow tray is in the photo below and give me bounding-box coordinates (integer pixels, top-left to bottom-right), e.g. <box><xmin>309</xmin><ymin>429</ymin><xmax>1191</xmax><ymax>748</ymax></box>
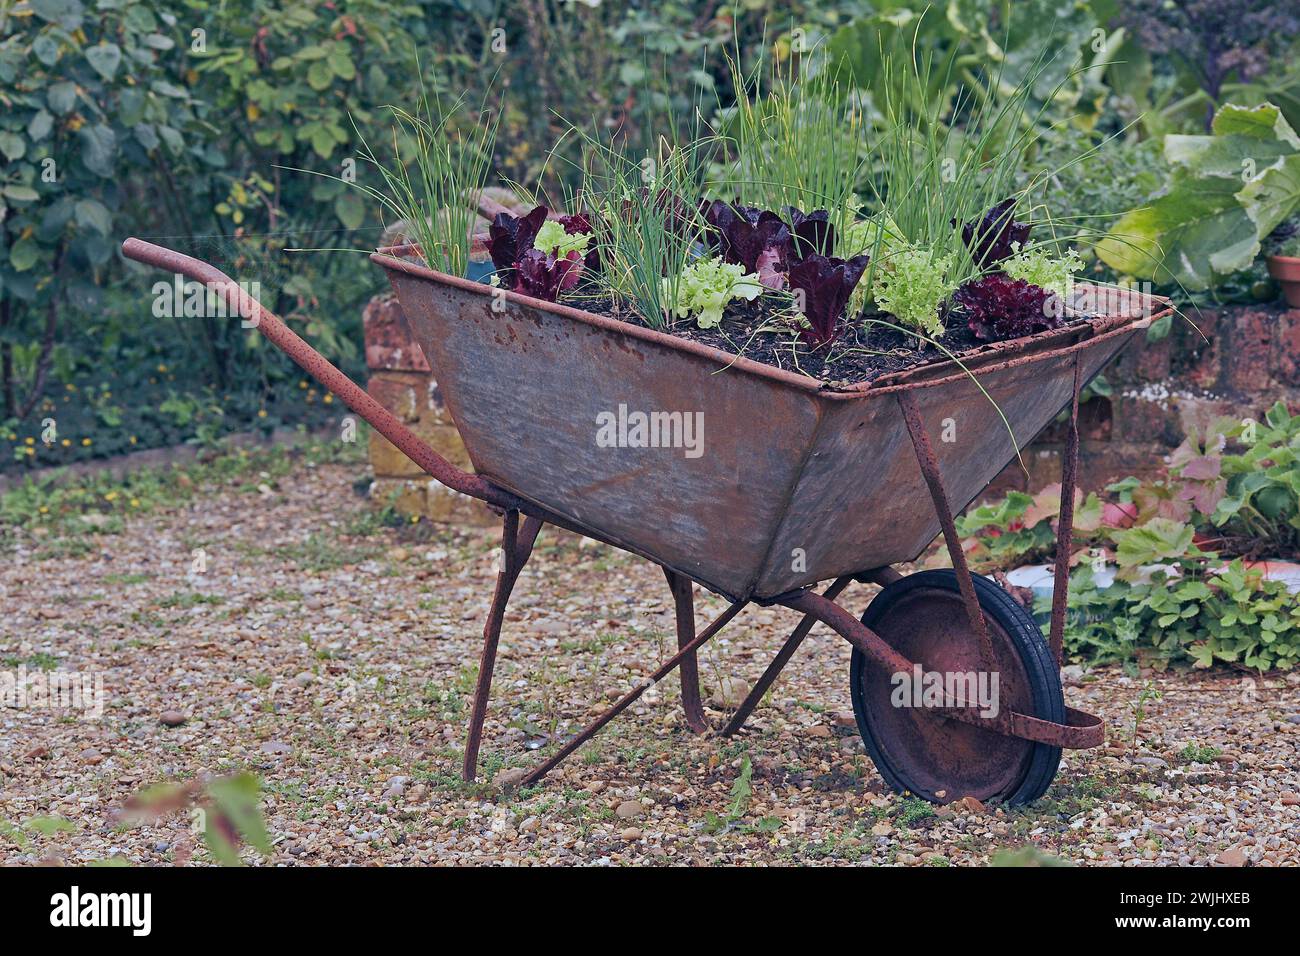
<box><xmin>122</xmin><ymin>237</ymin><xmax>1171</xmax><ymax>806</ymax></box>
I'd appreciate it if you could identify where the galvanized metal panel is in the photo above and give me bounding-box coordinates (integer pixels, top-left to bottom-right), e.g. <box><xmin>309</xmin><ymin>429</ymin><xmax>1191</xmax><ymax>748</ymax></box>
<box><xmin>381</xmin><ymin>256</ymin><xmax>1156</xmax><ymax>601</ymax></box>
<box><xmin>389</xmin><ymin>271</ymin><xmax>823</xmax><ymax>598</ymax></box>
<box><xmin>754</xmin><ymin>331</ymin><xmax>1136</xmax><ymax>596</ymax></box>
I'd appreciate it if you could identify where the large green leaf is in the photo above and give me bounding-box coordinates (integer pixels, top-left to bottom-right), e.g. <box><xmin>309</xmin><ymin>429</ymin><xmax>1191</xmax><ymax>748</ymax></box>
<box><xmin>74</xmin><ymin>198</ymin><xmax>112</xmax><ymax>235</ymax></box>
<box><xmin>46</xmin><ymin>81</ymin><xmax>77</xmax><ymax>115</ymax></box>
<box><xmin>30</xmin><ymin>0</ymin><xmax>84</xmax><ymax>28</ymax></box>
<box><xmin>9</xmin><ymin>238</ymin><xmax>40</xmax><ymax>272</ymax></box>
<box><xmin>1214</xmin><ymin>102</ymin><xmax>1299</xmax><ymax>141</ymax></box>
<box><xmin>1097</xmin><ymin>103</ymin><xmax>1300</xmax><ymax>289</ymax></box>
<box><xmin>28</xmin><ymin>110</ymin><xmax>54</xmax><ymax>141</ymax></box>
<box><xmin>78</xmin><ymin>124</ymin><xmax>117</xmax><ymax>177</ymax></box>
<box><xmin>334</xmin><ymin>191</ymin><xmax>365</xmax><ymax>229</ymax></box>
<box><xmin>0</xmin><ymin>132</ymin><xmax>25</xmax><ymax>161</ymax></box>
<box><xmin>1096</xmin><ymin>171</ymin><xmax>1257</xmax><ymax>289</ymax></box>
<box><xmin>1239</xmin><ymin>153</ymin><xmax>1300</xmax><ymax>237</ymax></box>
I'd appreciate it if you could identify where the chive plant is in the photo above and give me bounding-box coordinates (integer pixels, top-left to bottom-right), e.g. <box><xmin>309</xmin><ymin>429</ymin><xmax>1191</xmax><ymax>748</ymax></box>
<box><xmin>859</xmin><ymin>42</ymin><xmax>1060</xmax><ymax>287</ymax></box>
<box><xmin>573</xmin><ymin>127</ymin><xmax>721</xmax><ymax>331</ymax></box>
<box><xmin>718</xmin><ymin>44</ymin><xmax>869</xmax><ymax>247</ymax></box>
<box><xmin>348</xmin><ymin>67</ymin><xmax>501</xmax><ymax>278</ymax></box>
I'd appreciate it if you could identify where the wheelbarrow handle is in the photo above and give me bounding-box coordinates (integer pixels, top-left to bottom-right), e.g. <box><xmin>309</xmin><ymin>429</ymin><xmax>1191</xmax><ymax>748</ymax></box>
<box><xmin>120</xmin><ymin>238</ymin><xmax>519</xmax><ymax>511</ymax></box>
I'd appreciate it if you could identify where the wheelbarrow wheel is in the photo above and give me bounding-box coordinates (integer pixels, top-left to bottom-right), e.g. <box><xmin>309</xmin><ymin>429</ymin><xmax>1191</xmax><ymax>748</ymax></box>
<box><xmin>849</xmin><ymin>569</ymin><xmax>1063</xmax><ymax>806</ymax></box>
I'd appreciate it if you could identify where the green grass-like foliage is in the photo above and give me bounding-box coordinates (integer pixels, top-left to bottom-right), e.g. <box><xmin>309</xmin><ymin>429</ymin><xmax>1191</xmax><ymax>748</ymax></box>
<box><xmin>576</xmin><ymin>129</ymin><xmax>720</xmax><ymax>330</ymax></box>
<box><xmin>350</xmin><ymin>63</ymin><xmax>500</xmax><ymax>277</ymax></box>
<box><xmin>718</xmin><ymin>42</ymin><xmax>868</xmax><ymax>242</ymax></box>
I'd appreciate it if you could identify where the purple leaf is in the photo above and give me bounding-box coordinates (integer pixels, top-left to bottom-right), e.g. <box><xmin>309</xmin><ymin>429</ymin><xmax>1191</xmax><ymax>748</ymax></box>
<box><xmin>961</xmin><ymin>199</ymin><xmax>1031</xmax><ymax>268</ymax></box>
<box><xmin>953</xmin><ymin>274</ymin><xmax>1063</xmax><ymax>342</ymax></box>
<box><xmin>784</xmin><ymin>207</ymin><xmax>835</xmax><ymax>263</ymax></box>
<box><xmin>487</xmin><ymin>205</ymin><xmax>549</xmax><ymax>279</ymax></box>
<box><xmin>513</xmin><ymin>248</ymin><xmax>583</xmax><ymax>302</ymax></box>
<box><xmin>787</xmin><ymin>253</ymin><xmax>870</xmax><ymax>345</ymax></box>
<box><xmin>702</xmin><ymin>201</ymin><xmax>791</xmax><ymax>289</ymax></box>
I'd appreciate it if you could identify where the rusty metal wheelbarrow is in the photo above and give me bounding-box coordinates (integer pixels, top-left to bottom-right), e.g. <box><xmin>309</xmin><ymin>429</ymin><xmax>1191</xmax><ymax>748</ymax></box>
<box><xmin>121</xmin><ymin>236</ymin><xmax>1169</xmax><ymax>805</ymax></box>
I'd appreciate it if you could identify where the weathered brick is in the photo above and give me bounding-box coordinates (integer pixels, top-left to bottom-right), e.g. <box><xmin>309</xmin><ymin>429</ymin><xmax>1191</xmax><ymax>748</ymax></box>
<box><xmin>363</xmin><ymin>294</ymin><xmax>430</xmax><ymax>372</ymax></box>
<box><xmin>1174</xmin><ymin>307</ymin><xmax>1222</xmax><ymax>391</ymax></box>
<box><xmin>368</xmin><ymin>430</ymin><xmax>424</xmax><ymax>478</ymax></box>
<box><xmin>419</xmin><ymin>377</ymin><xmax>456</xmax><ymax>427</ymax></box>
<box><xmin>1109</xmin><ymin>391</ymin><xmax>1180</xmax><ymax>445</ymax></box>
<box><xmin>424</xmin><ymin>481</ymin><xmax>494</xmax><ymax>525</ymax></box>
<box><xmin>367</xmin><ymin>421</ymin><xmax>473</xmax><ymax>480</ymax></box>
<box><xmin>367</xmin><ymin>372</ymin><xmax>420</xmax><ymax>422</ymax></box>
<box><xmin>1275</xmin><ymin>309</ymin><xmax>1300</xmax><ymax>386</ymax></box>
<box><xmin>1225</xmin><ymin>306</ymin><xmax>1274</xmax><ymax>393</ymax></box>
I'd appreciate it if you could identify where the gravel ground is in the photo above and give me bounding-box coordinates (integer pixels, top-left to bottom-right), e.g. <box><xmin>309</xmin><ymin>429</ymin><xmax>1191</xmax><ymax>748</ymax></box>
<box><xmin>3</xmin><ymin>455</ymin><xmax>1298</xmax><ymax>866</ymax></box>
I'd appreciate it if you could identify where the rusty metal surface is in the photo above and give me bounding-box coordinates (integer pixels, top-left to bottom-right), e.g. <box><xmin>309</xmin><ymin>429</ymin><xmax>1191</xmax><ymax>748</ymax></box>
<box><xmin>1050</xmin><ymin>357</ymin><xmax>1083</xmax><ymax>666</ymax></box>
<box><xmin>462</xmin><ymin>511</ymin><xmax>544</xmax><ymax>782</ymax></box>
<box><xmin>757</xmin><ymin>332</ymin><xmax>1135</xmax><ymax>596</ymax></box>
<box><xmin>849</xmin><ymin>582</ymin><xmax>1038</xmax><ymax>800</ymax></box>
<box><xmin>377</xmin><ymin>248</ymin><xmax>1164</xmax><ymax>601</ymax></box>
<box><xmin>383</xmin><ymin>257</ymin><xmax>823</xmax><ymax>599</ymax></box>
<box><xmin>664</xmin><ymin>568</ymin><xmax>707</xmax><ymax>733</ymax></box>
<box><xmin>897</xmin><ymin>392</ymin><xmax>995</xmax><ymax>667</ymax></box>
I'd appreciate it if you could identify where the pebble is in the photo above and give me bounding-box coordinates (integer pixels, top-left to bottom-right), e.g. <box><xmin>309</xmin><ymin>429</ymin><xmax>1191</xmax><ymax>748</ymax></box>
<box><xmin>615</xmin><ymin>800</ymin><xmax>646</xmax><ymax>820</ymax></box>
<box><xmin>160</xmin><ymin>710</ymin><xmax>186</xmax><ymax>727</ymax></box>
<box><xmin>1216</xmin><ymin>846</ymin><xmax>1248</xmax><ymax>867</ymax></box>
<box><xmin>493</xmin><ymin>768</ymin><xmax>528</xmax><ymax>789</ymax></box>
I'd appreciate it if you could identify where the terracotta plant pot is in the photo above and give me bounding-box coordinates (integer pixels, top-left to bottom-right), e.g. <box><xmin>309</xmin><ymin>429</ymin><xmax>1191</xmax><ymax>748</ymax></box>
<box><xmin>1267</xmin><ymin>255</ymin><xmax>1300</xmax><ymax>308</ymax></box>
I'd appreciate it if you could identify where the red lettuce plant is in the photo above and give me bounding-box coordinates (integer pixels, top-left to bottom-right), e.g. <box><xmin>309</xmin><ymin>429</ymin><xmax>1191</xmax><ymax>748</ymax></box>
<box><xmin>487</xmin><ymin>205</ymin><xmax>549</xmax><ymax>279</ymax></box>
<box><xmin>784</xmin><ymin>207</ymin><xmax>834</xmax><ymax>262</ymax></box>
<box><xmin>787</xmin><ymin>253</ymin><xmax>870</xmax><ymax>346</ymax></box>
<box><xmin>701</xmin><ymin>201</ymin><xmax>790</xmax><ymax>288</ymax></box>
<box><xmin>961</xmin><ymin>199</ymin><xmax>1031</xmax><ymax>268</ymax></box>
<box><xmin>514</xmin><ymin>248</ymin><xmax>583</xmax><ymax>300</ymax></box>
<box><xmin>486</xmin><ymin>205</ymin><xmax>591</xmax><ymax>300</ymax></box>
<box><xmin>953</xmin><ymin>274</ymin><xmax>1062</xmax><ymax>342</ymax></box>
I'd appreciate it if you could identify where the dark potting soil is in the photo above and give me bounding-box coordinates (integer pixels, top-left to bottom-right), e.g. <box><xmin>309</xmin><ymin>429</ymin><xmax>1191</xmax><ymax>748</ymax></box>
<box><xmin>573</xmin><ymin>293</ymin><xmax>1094</xmax><ymax>390</ymax></box>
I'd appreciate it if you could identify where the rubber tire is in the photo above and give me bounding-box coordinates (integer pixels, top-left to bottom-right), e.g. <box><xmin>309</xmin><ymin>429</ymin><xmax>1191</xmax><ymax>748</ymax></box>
<box><xmin>849</xmin><ymin>569</ymin><xmax>1064</xmax><ymax>806</ymax></box>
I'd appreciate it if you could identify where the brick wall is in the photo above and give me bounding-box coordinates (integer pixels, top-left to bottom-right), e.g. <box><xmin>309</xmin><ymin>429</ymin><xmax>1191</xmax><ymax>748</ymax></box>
<box><xmin>989</xmin><ymin>302</ymin><xmax>1300</xmax><ymax>496</ymax></box>
<box><xmin>363</xmin><ymin>293</ymin><xmax>494</xmax><ymax>526</ymax></box>
<box><xmin>362</xmin><ymin>292</ymin><xmax>1300</xmax><ymax>521</ymax></box>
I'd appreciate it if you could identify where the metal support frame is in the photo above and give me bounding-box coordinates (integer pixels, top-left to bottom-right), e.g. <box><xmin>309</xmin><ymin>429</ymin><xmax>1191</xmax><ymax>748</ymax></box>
<box><xmin>663</xmin><ymin>568</ymin><xmax>707</xmax><ymax>733</ymax></box>
<box><xmin>722</xmin><ymin>576</ymin><xmax>853</xmax><ymax>737</ymax></box>
<box><xmin>518</xmin><ymin>600</ymin><xmax>747</xmax><ymax>787</ymax></box>
<box><xmin>896</xmin><ymin>392</ymin><xmax>995</xmax><ymax>667</ymax></box>
<box><xmin>1049</xmin><ymin>356</ymin><xmax>1083</xmax><ymax>667</ymax></box>
<box><xmin>462</xmin><ymin>510</ymin><xmax>544</xmax><ymax>782</ymax></box>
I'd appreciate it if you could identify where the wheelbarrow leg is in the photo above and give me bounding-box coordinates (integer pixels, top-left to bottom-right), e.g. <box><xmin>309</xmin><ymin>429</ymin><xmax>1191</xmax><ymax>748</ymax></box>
<box><xmin>663</xmin><ymin>568</ymin><xmax>707</xmax><ymax>733</ymax></box>
<box><xmin>722</xmin><ymin>576</ymin><xmax>854</xmax><ymax>737</ymax></box>
<box><xmin>518</xmin><ymin>600</ymin><xmax>747</xmax><ymax>787</ymax></box>
<box><xmin>897</xmin><ymin>392</ymin><xmax>996</xmax><ymax>668</ymax></box>
<box><xmin>462</xmin><ymin>510</ymin><xmax>544</xmax><ymax>783</ymax></box>
<box><xmin>1048</xmin><ymin>356</ymin><xmax>1083</xmax><ymax>668</ymax></box>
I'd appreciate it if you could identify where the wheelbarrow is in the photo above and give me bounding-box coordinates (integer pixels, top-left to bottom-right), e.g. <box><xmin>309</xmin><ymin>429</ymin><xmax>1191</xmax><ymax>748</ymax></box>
<box><xmin>121</xmin><ymin>235</ymin><xmax>1169</xmax><ymax>805</ymax></box>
